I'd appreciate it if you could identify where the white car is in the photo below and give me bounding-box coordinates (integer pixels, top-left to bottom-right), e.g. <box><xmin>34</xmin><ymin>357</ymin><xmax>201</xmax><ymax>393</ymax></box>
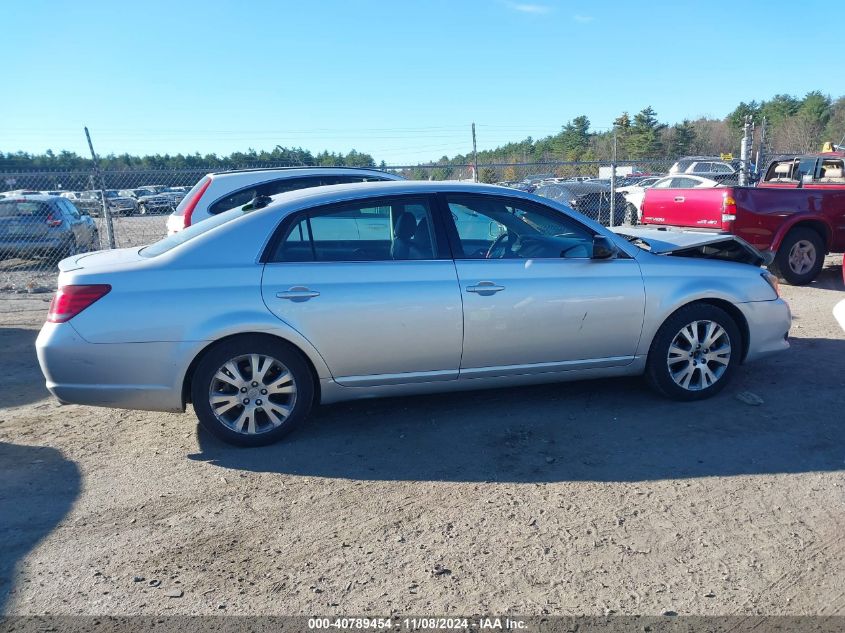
<box><xmin>620</xmin><ymin>175</ymin><xmax>720</xmax><ymax>221</ymax></box>
<box><xmin>166</xmin><ymin>167</ymin><xmax>403</xmax><ymax>234</ymax></box>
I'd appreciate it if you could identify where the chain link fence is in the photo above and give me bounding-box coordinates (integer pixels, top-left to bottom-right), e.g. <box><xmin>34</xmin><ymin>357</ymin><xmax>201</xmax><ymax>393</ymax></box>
<box><xmin>1</xmin><ymin>158</ymin><xmax>701</xmax><ymax>304</ymax></box>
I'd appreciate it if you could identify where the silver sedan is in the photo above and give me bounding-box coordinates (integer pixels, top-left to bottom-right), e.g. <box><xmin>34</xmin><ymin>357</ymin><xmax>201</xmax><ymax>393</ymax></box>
<box><xmin>37</xmin><ymin>181</ymin><xmax>791</xmax><ymax>446</ymax></box>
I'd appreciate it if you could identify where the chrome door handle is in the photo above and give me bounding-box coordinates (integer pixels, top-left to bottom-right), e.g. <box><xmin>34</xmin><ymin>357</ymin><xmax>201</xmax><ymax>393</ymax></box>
<box><xmin>466</xmin><ymin>281</ymin><xmax>505</xmax><ymax>295</ymax></box>
<box><xmin>673</xmin><ymin>196</ymin><xmax>685</xmax><ymax>202</ymax></box>
<box><xmin>276</xmin><ymin>287</ymin><xmax>320</xmax><ymax>301</ymax></box>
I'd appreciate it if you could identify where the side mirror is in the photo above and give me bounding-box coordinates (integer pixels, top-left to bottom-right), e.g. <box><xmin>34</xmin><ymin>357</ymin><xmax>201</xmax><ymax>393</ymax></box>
<box><xmin>592</xmin><ymin>235</ymin><xmax>618</xmax><ymax>260</ymax></box>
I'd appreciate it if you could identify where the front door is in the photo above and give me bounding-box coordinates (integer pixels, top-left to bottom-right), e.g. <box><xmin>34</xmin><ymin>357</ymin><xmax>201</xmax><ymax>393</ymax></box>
<box><xmin>440</xmin><ymin>193</ymin><xmax>646</xmax><ymax>376</ymax></box>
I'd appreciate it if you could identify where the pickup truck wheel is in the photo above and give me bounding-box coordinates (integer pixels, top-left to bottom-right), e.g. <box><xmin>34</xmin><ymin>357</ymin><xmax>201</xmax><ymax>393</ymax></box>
<box><xmin>645</xmin><ymin>303</ymin><xmax>740</xmax><ymax>401</ymax></box>
<box><xmin>772</xmin><ymin>228</ymin><xmax>824</xmax><ymax>285</ymax></box>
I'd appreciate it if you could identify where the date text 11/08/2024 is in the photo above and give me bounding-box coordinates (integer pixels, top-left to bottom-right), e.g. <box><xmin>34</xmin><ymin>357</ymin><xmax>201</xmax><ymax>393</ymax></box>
<box><xmin>307</xmin><ymin>617</ymin><xmax>528</xmax><ymax>630</ymax></box>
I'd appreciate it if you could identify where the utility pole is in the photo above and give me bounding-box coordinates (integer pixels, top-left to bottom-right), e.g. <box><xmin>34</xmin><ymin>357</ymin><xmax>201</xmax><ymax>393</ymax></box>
<box><xmin>471</xmin><ymin>122</ymin><xmax>479</xmax><ymax>183</ymax></box>
<box><xmin>739</xmin><ymin>115</ymin><xmax>752</xmax><ymax>186</ymax></box>
<box><xmin>84</xmin><ymin>127</ymin><xmax>116</xmax><ymax>249</ymax></box>
<box><xmin>609</xmin><ymin>127</ymin><xmax>617</xmax><ymax>226</ymax></box>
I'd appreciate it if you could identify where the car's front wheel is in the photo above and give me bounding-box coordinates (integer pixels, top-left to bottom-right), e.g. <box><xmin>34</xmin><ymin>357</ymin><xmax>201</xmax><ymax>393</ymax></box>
<box><xmin>191</xmin><ymin>335</ymin><xmax>314</xmax><ymax>446</ymax></box>
<box><xmin>645</xmin><ymin>303</ymin><xmax>740</xmax><ymax>401</ymax></box>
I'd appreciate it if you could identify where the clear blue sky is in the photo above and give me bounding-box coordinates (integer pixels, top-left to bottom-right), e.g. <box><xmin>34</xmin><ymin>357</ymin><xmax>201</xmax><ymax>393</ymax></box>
<box><xmin>2</xmin><ymin>0</ymin><xmax>841</xmax><ymax>165</ymax></box>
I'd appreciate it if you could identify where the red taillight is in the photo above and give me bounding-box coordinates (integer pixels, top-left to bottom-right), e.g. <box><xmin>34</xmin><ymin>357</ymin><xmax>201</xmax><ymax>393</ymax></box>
<box><xmin>180</xmin><ymin>177</ymin><xmax>212</xmax><ymax>229</ymax></box>
<box><xmin>45</xmin><ymin>212</ymin><xmax>62</xmax><ymax>227</ymax></box>
<box><xmin>47</xmin><ymin>285</ymin><xmax>111</xmax><ymax>323</ymax></box>
<box><xmin>721</xmin><ymin>192</ymin><xmax>737</xmax><ymax>228</ymax></box>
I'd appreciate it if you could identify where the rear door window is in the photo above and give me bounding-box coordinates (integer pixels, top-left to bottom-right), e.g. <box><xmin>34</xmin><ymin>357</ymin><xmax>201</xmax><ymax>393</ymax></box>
<box><xmin>271</xmin><ymin>196</ymin><xmax>438</xmax><ymax>262</ymax></box>
<box><xmin>59</xmin><ymin>198</ymin><xmax>81</xmax><ymax>219</ymax></box>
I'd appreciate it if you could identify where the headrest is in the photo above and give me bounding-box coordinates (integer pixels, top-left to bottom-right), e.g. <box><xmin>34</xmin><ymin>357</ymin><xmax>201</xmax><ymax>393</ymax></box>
<box><xmin>823</xmin><ymin>167</ymin><xmax>843</xmax><ymax>179</ymax></box>
<box><xmin>394</xmin><ymin>212</ymin><xmax>417</xmax><ymax>240</ymax></box>
<box><xmin>774</xmin><ymin>163</ymin><xmax>792</xmax><ymax>175</ymax></box>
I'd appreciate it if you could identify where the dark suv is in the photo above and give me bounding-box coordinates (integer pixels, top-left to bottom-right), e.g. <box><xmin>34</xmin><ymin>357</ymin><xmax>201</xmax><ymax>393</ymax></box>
<box><xmin>0</xmin><ymin>195</ymin><xmax>99</xmax><ymax>261</ymax></box>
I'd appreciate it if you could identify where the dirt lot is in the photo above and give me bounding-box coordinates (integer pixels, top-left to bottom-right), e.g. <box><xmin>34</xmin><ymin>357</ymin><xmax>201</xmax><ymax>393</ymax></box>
<box><xmin>1</xmin><ymin>256</ymin><xmax>843</xmax><ymax>617</ymax></box>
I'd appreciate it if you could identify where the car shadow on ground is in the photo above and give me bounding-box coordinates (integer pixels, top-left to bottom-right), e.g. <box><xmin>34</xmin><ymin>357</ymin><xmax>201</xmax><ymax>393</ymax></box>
<box><xmin>0</xmin><ymin>442</ymin><xmax>80</xmax><ymax>613</ymax></box>
<box><xmin>804</xmin><ymin>261</ymin><xmax>845</xmax><ymax>292</ymax></box>
<box><xmin>0</xmin><ymin>328</ymin><xmax>50</xmax><ymax>407</ymax></box>
<box><xmin>192</xmin><ymin>337</ymin><xmax>845</xmax><ymax>484</ymax></box>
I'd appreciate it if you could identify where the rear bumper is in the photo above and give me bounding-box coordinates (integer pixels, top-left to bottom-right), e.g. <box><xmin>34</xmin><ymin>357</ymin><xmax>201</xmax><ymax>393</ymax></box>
<box><xmin>0</xmin><ymin>236</ymin><xmax>67</xmax><ymax>253</ymax></box>
<box><xmin>738</xmin><ymin>298</ymin><xmax>791</xmax><ymax>363</ymax></box>
<box><xmin>36</xmin><ymin>321</ymin><xmax>196</xmax><ymax>413</ymax></box>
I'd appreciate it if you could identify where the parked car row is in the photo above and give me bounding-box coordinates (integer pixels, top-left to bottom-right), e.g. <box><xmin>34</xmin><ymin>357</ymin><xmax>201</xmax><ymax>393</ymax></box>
<box><xmin>57</xmin><ymin>186</ymin><xmax>188</xmax><ymax>217</ymax></box>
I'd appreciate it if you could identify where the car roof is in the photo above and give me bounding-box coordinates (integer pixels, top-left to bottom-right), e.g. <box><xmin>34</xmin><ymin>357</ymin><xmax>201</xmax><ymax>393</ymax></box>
<box><xmin>0</xmin><ymin>194</ymin><xmax>60</xmax><ymax>202</ymax></box>
<box><xmin>254</xmin><ymin>180</ymin><xmax>569</xmax><ymax>221</ymax></box>
<box><xmin>209</xmin><ymin>166</ymin><xmax>399</xmax><ymax>179</ymax></box>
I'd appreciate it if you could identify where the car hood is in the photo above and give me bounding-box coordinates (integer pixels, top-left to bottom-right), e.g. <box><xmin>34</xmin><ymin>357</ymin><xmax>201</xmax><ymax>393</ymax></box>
<box><xmin>610</xmin><ymin>226</ymin><xmax>770</xmax><ymax>266</ymax></box>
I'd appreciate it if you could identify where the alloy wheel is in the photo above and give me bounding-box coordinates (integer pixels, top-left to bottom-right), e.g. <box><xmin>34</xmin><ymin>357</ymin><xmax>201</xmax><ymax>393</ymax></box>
<box><xmin>207</xmin><ymin>353</ymin><xmax>297</xmax><ymax>435</ymax></box>
<box><xmin>788</xmin><ymin>239</ymin><xmax>816</xmax><ymax>275</ymax></box>
<box><xmin>666</xmin><ymin>320</ymin><xmax>731</xmax><ymax>391</ymax></box>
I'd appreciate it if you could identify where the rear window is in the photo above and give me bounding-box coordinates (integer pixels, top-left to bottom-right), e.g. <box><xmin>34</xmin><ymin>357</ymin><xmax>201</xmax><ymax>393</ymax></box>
<box><xmin>0</xmin><ymin>200</ymin><xmax>51</xmax><ymax>218</ymax></box>
<box><xmin>140</xmin><ymin>206</ymin><xmax>244</xmax><ymax>257</ymax></box>
<box><xmin>174</xmin><ymin>176</ymin><xmax>211</xmax><ymax>216</ymax></box>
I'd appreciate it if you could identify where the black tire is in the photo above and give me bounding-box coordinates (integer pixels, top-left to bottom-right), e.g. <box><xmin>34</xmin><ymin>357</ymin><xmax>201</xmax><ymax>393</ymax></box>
<box><xmin>191</xmin><ymin>335</ymin><xmax>314</xmax><ymax>447</ymax></box>
<box><xmin>624</xmin><ymin>203</ymin><xmax>639</xmax><ymax>225</ymax></box>
<box><xmin>645</xmin><ymin>303</ymin><xmax>741</xmax><ymax>401</ymax></box>
<box><xmin>770</xmin><ymin>227</ymin><xmax>825</xmax><ymax>286</ymax></box>
<box><xmin>138</xmin><ymin>203</ymin><xmax>147</xmax><ymax>215</ymax></box>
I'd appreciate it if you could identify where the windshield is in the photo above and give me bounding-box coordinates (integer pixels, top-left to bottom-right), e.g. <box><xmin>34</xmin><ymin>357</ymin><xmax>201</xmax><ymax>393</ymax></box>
<box><xmin>104</xmin><ymin>191</ymin><xmax>119</xmax><ymax>198</ymax></box>
<box><xmin>140</xmin><ymin>206</ymin><xmax>245</xmax><ymax>257</ymax></box>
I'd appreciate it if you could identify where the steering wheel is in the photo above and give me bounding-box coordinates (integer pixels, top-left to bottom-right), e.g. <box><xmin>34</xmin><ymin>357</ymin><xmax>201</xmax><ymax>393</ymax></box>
<box><xmin>559</xmin><ymin>243</ymin><xmax>585</xmax><ymax>258</ymax></box>
<box><xmin>486</xmin><ymin>233</ymin><xmax>511</xmax><ymax>259</ymax></box>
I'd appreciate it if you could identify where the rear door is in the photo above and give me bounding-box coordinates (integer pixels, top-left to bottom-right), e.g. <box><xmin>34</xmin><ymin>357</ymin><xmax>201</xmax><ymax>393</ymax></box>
<box><xmin>261</xmin><ymin>194</ymin><xmax>463</xmax><ymax>386</ymax></box>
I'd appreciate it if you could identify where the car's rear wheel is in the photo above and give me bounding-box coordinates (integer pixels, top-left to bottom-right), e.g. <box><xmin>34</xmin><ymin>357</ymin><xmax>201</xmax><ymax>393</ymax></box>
<box><xmin>771</xmin><ymin>227</ymin><xmax>824</xmax><ymax>285</ymax></box>
<box><xmin>191</xmin><ymin>335</ymin><xmax>314</xmax><ymax>446</ymax></box>
<box><xmin>624</xmin><ymin>202</ymin><xmax>639</xmax><ymax>225</ymax></box>
<box><xmin>138</xmin><ymin>203</ymin><xmax>148</xmax><ymax>215</ymax></box>
<box><xmin>645</xmin><ymin>303</ymin><xmax>740</xmax><ymax>401</ymax></box>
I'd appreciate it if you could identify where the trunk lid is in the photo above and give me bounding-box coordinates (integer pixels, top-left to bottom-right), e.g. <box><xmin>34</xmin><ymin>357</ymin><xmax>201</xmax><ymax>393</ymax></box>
<box><xmin>58</xmin><ymin>246</ymin><xmax>144</xmax><ymax>272</ymax></box>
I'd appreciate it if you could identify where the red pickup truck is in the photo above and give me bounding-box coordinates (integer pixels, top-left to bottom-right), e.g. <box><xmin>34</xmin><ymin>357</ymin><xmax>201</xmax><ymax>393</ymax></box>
<box><xmin>640</xmin><ymin>152</ymin><xmax>845</xmax><ymax>284</ymax></box>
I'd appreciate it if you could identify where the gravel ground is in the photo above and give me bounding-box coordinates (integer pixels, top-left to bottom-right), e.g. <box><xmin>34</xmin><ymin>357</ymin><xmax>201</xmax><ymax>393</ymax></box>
<box><xmin>0</xmin><ymin>255</ymin><xmax>843</xmax><ymax>617</ymax></box>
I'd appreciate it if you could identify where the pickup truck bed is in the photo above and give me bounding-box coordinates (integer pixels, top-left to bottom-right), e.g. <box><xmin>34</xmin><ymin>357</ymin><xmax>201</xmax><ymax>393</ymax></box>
<box><xmin>640</xmin><ymin>185</ymin><xmax>845</xmax><ymax>284</ymax></box>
